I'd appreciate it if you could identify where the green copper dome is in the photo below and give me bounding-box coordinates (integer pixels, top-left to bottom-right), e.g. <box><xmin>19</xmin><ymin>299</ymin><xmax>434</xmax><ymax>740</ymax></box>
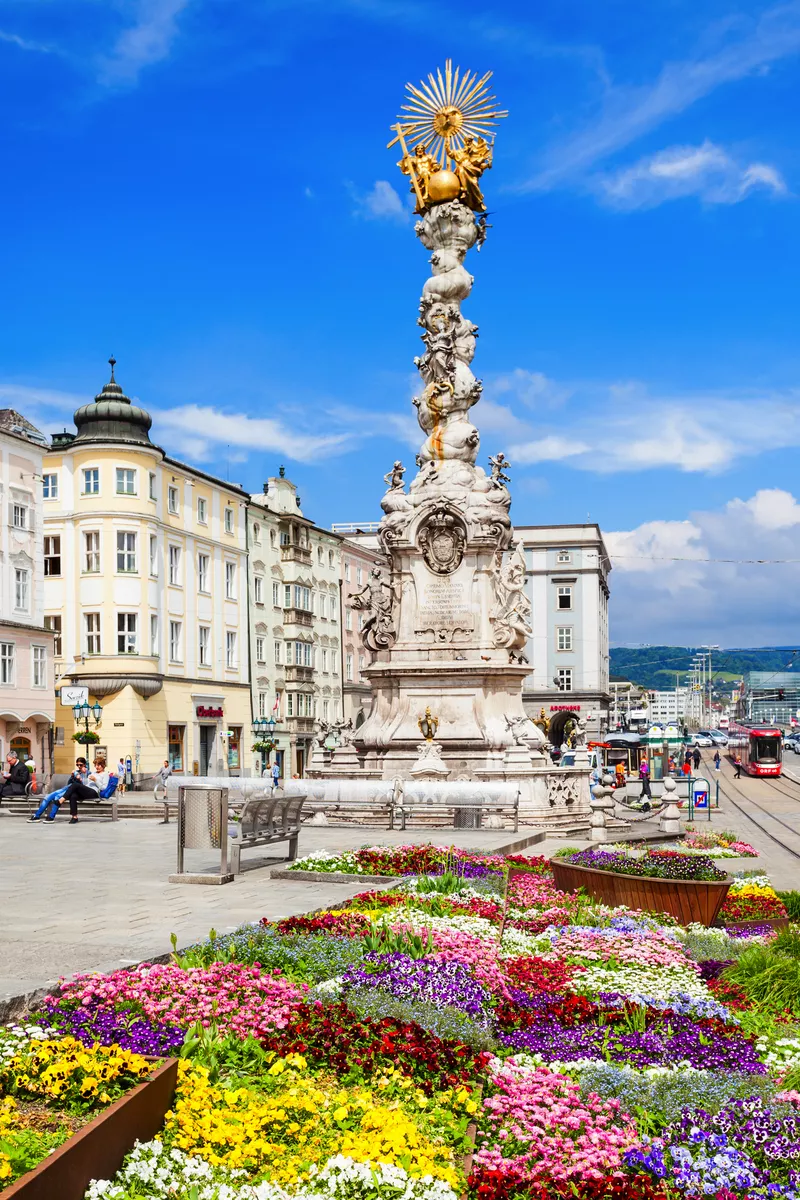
<box><xmin>72</xmin><ymin>358</ymin><xmax>153</xmax><ymax>446</ymax></box>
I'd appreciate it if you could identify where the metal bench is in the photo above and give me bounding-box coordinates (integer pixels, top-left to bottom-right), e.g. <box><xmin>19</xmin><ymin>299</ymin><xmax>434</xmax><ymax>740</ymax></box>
<box><xmin>230</xmin><ymin>787</ymin><xmax>307</xmax><ymax>874</ymax></box>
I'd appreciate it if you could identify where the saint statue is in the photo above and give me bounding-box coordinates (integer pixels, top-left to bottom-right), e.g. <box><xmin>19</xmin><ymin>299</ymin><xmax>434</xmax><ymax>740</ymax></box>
<box><xmin>451</xmin><ymin>136</ymin><xmax>492</xmax><ymax>212</ymax></box>
<box><xmin>398</xmin><ymin>144</ymin><xmax>442</xmax><ymax>214</ymax></box>
<box><xmin>350</xmin><ymin>566</ymin><xmax>397</xmax><ymax>652</ymax></box>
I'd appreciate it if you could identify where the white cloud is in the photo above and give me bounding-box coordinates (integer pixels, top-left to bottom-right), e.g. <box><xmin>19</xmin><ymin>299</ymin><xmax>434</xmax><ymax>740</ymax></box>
<box><xmin>352</xmin><ymin>180</ymin><xmax>409</xmax><ymax>223</ymax></box>
<box><xmin>607</xmin><ymin>488</ymin><xmax>800</xmax><ymax>644</ymax></box>
<box><xmin>0</xmin><ymin>29</ymin><xmax>53</xmax><ymax>53</ymax></box>
<box><xmin>490</xmin><ymin>369</ymin><xmax>573</xmax><ymax>409</ymax></box>
<box><xmin>597</xmin><ymin>141</ymin><xmax>787</xmax><ymax>209</ymax></box>
<box><xmin>98</xmin><ymin>0</ymin><xmax>191</xmax><ymax>85</ymax></box>
<box><xmin>514</xmin><ymin>435</ymin><xmax>591</xmax><ymax>464</ymax></box>
<box><xmin>727</xmin><ymin>488</ymin><xmax>800</xmax><ymax>530</ymax></box>
<box><xmin>522</xmin><ymin>3</ymin><xmax>800</xmax><ymax>192</ymax></box>
<box><xmin>0</xmin><ymin>383</ymin><xmax>86</xmax><ymax>411</ymax></box>
<box><xmin>154</xmin><ymin>404</ymin><xmax>353</xmax><ymax>464</ymax></box>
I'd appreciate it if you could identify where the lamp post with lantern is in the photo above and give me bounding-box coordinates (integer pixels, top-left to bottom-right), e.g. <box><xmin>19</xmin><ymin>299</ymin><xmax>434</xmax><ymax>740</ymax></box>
<box><xmin>251</xmin><ymin>715</ymin><xmax>277</xmax><ymax>776</ymax></box>
<box><xmin>72</xmin><ymin>699</ymin><xmax>103</xmax><ymax>746</ymax></box>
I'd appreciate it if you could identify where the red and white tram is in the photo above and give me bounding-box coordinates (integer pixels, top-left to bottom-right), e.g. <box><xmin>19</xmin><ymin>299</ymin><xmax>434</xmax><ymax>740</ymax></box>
<box><xmin>727</xmin><ymin>721</ymin><xmax>782</xmax><ymax>777</ymax></box>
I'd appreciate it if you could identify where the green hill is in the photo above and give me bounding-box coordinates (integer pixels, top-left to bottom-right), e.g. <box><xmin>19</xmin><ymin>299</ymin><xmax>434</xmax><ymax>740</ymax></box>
<box><xmin>609</xmin><ymin>646</ymin><xmax>799</xmax><ymax>692</ymax></box>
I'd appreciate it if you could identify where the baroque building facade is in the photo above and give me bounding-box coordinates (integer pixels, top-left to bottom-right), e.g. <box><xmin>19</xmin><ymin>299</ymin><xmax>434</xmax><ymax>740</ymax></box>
<box><xmin>0</xmin><ymin>411</ymin><xmax>55</xmax><ymax>770</ymax></box>
<box><xmin>338</xmin><ymin>529</ymin><xmax>383</xmax><ymax>728</ymax></box>
<box><xmin>43</xmin><ymin>363</ymin><xmax>251</xmax><ymax>777</ymax></box>
<box><xmin>247</xmin><ymin>472</ymin><xmax>343</xmax><ymax>779</ymax></box>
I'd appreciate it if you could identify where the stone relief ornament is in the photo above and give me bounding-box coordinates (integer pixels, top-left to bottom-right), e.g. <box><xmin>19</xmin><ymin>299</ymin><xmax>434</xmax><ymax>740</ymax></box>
<box><xmin>547</xmin><ymin>774</ymin><xmax>579</xmax><ymax>808</ymax></box>
<box><xmin>350</xmin><ymin>566</ymin><xmax>397</xmax><ymax>652</ymax></box>
<box><xmin>490</xmin><ymin>541</ymin><xmax>532</xmax><ymax>650</ymax></box>
<box><xmin>418</xmin><ymin>504</ymin><xmax>467</xmax><ymax>574</ymax></box>
<box><xmin>504</xmin><ymin>713</ymin><xmax>543</xmax><ymax>747</ymax></box>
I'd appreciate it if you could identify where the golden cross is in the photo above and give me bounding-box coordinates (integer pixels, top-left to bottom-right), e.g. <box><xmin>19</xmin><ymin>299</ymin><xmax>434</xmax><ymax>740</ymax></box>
<box><xmin>388</xmin><ymin>122</ymin><xmax>425</xmax><ymax>212</ymax></box>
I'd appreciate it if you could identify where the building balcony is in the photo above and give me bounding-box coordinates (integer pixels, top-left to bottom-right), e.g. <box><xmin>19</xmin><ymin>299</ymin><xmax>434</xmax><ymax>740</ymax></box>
<box><xmin>283</xmin><ymin>607</ymin><xmax>312</xmax><ymax>627</ymax></box>
<box><xmin>285</xmin><ymin>665</ymin><xmax>314</xmax><ymax>683</ymax></box>
<box><xmin>286</xmin><ymin>716</ymin><xmax>315</xmax><ymax>732</ymax></box>
<box><xmin>281</xmin><ymin>544</ymin><xmax>312</xmax><ymax>565</ymax></box>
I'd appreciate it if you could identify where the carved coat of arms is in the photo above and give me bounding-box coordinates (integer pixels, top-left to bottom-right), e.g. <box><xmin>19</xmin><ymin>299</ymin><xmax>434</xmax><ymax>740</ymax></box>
<box><xmin>418</xmin><ymin>505</ymin><xmax>467</xmax><ymax>575</ymax></box>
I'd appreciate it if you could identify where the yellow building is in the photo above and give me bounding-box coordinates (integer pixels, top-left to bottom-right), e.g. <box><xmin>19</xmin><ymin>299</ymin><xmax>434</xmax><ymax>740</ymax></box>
<box><xmin>43</xmin><ymin>361</ymin><xmax>251</xmax><ymax>778</ymax></box>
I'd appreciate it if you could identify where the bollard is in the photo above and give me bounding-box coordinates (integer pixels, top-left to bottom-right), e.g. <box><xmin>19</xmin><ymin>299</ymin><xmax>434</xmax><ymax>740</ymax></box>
<box><xmin>659</xmin><ymin>777</ymin><xmax>681</xmax><ymax>836</ymax></box>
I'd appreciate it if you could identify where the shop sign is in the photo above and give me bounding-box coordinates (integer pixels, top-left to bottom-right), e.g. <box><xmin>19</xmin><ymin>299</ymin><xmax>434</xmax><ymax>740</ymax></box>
<box><xmin>196</xmin><ymin>705</ymin><xmax>223</xmax><ymax>719</ymax></box>
<box><xmin>61</xmin><ymin>685</ymin><xmax>89</xmax><ymax>706</ymax></box>
<box><xmin>550</xmin><ymin>704</ymin><xmax>581</xmax><ymax>712</ymax></box>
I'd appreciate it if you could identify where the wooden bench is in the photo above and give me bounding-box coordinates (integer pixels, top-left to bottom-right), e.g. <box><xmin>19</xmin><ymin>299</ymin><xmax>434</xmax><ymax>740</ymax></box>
<box><xmin>229</xmin><ymin>787</ymin><xmax>308</xmax><ymax>874</ymax></box>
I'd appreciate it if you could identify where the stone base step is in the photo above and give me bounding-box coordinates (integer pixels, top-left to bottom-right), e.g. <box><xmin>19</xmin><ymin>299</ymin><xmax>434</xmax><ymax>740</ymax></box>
<box><xmin>0</xmin><ymin>797</ymin><xmax>163</xmax><ymax>821</ymax></box>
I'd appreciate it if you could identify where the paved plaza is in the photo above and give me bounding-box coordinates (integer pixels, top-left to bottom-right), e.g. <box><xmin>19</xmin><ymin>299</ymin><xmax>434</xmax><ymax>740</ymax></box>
<box><xmin>2</xmin><ymin>758</ymin><xmax>798</xmax><ymax>1010</ymax></box>
<box><xmin>0</xmin><ymin>818</ymin><xmax>525</xmax><ymax>1006</ymax></box>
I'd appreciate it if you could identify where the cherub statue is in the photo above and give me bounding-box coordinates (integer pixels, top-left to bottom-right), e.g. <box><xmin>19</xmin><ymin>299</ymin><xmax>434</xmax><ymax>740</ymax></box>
<box><xmin>383</xmin><ymin>461</ymin><xmax>406</xmax><ymax>490</ymax></box>
<box><xmin>532</xmin><ymin>707</ymin><xmax>550</xmax><ymax>737</ymax></box>
<box><xmin>398</xmin><ymin>143</ymin><xmax>441</xmax><ymax>214</ymax></box>
<box><xmin>451</xmin><ymin>136</ymin><xmax>493</xmax><ymax>212</ymax></box>
<box><xmin>489</xmin><ymin>452</ymin><xmax>511</xmax><ymax>488</ymax></box>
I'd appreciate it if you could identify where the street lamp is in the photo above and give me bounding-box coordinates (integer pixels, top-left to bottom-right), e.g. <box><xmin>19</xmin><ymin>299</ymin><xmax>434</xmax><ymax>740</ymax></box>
<box><xmin>73</xmin><ymin>699</ymin><xmax>102</xmax><ymax>746</ymax></box>
<box><xmin>251</xmin><ymin>714</ymin><xmax>277</xmax><ymax>774</ymax></box>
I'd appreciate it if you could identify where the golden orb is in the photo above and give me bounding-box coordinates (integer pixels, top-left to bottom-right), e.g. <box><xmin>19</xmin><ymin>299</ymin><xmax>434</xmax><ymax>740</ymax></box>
<box><xmin>426</xmin><ymin>168</ymin><xmax>460</xmax><ymax>203</ymax></box>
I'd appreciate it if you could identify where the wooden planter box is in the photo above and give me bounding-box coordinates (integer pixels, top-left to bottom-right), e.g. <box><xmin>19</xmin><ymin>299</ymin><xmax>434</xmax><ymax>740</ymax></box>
<box><xmin>550</xmin><ymin>857</ymin><xmax>731</xmax><ymax>926</ymax></box>
<box><xmin>718</xmin><ymin>915</ymin><xmax>790</xmax><ymax>933</ymax></box>
<box><xmin>2</xmin><ymin>1058</ymin><xmax>179</xmax><ymax>1200</ymax></box>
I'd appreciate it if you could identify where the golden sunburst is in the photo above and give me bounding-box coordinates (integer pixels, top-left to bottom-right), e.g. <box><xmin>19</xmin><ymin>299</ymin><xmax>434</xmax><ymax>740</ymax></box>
<box><xmin>388</xmin><ymin>58</ymin><xmax>508</xmax><ymax>166</ymax></box>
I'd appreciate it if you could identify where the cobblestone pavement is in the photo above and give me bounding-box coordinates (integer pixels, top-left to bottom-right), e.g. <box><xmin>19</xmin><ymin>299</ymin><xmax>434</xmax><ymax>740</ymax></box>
<box><xmin>0</xmin><ymin>819</ymin><xmax>523</xmax><ymax>1002</ymax></box>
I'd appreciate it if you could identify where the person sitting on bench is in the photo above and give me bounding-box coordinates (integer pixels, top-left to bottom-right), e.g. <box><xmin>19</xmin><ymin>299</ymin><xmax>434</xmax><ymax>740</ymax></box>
<box><xmin>0</xmin><ymin>751</ymin><xmax>31</xmax><ymax>800</ymax></box>
<box><xmin>30</xmin><ymin>759</ymin><xmax>88</xmax><ymax>821</ymax></box>
<box><xmin>59</xmin><ymin>757</ymin><xmax>109</xmax><ymax>826</ymax></box>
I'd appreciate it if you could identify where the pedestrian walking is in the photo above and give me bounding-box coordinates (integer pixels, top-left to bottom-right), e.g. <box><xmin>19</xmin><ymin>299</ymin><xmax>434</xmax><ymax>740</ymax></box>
<box><xmin>734</xmin><ymin>755</ymin><xmax>742</xmax><ymax>778</ymax></box>
<box><xmin>614</xmin><ymin>761</ymin><xmax>625</xmax><ymax>789</ymax></box>
<box><xmin>713</xmin><ymin>750</ymin><xmax>721</xmax><ymax>771</ymax></box>
<box><xmin>58</xmin><ymin>757</ymin><xmax>109</xmax><ymax>825</ymax></box>
<box><xmin>0</xmin><ymin>751</ymin><xmax>31</xmax><ymax>801</ymax></box>
<box><xmin>638</xmin><ymin>757</ymin><xmax>652</xmax><ymax>810</ymax></box>
<box><xmin>271</xmin><ymin>760</ymin><xmax>281</xmax><ymax>791</ymax></box>
<box><xmin>116</xmin><ymin>757</ymin><xmax>126</xmax><ymax>795</ymax></box>
<box><xmin>30</xmin><ymin>759</ymin><xmax>87</xmax><ymax>821</ymax></box>
<box><xmin>692</xmin><ymin>747</ymin><xmax>701</xmax><ymax>772</ymax></box>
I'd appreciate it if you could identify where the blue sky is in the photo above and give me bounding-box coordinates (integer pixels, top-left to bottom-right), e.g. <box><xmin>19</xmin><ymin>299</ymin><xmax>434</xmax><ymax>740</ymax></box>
<box><xmin>1</xmin><ymin>0</ymin><xmax>799</xmax><ymax>645</ymax></box>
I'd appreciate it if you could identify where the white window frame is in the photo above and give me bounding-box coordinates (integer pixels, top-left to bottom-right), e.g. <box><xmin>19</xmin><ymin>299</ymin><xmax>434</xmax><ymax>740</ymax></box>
<box><xmin>44</xmin><ymin>535</ymin><xmax>61</xmax><ymax>577</ymax></box>
<box><xmin>44</xmin><ymin>615</ymin><xmax>62</xmax><ymax>658</ymax></box>
<box><xmin>345</xmin><ymin>653</ymin><xmax>353</xmax><ymax>682</ymax></box>
<box><xmin>169</xmin><ymin>620</ymin><xmax>182</xmax><ymax>664</ymax></box>
<box><xmin>557</xmin><ymin>586</ymin><xmax>573</xmax><ymax>611</ymax></box>
<box><xmin>330</xmin><ymin>596</ymin><xmax>338</xmax><ymax>622</ymax></box>
<box><xmin>197</xmin><ymin>553</ymin><xmax>210</xmax><ymax>594</ymax></box>
<box><xmin>557</xmin><ymin>667</ymin><xmax>574</xmax><ymax>692</ymax></box>
<box><xmin>225</xmin><ymin>630</ymin><xmax>237</xmax><ymax>669</ymax></box>
<box><xmin>225</xmin><ymin>561</ymin><xmax>236</xmax><ymax>599</ymax></box>
<box><xmin>198</xmin><ymin>625</ymin><xmax>211</xmax><ymax>667</ymax></box>
<box><xmin>224</xmin><ymin>507</ymin><xmax>234</xmax><ymax>534</ymax></box>
<box><xmin>117</xmin><ymin>612</ymin><xmax>138</xmax><ymax>654</ymax></box>
<box><xmin>167</xmin><ymin>485</ymin><xmax>179</xmax><ymax>515</ymax></box>
<box><xmin>14</xmin><ymin>568</ymin><xmax>29</xmax><ymax>612</ymax></box>
<box><xmin>82</xmin><ymin>467</ymin><xmax>100</xmax><ymax>496</ymax></box>
<box><xmin>556</xmin><ymin>626</ymin><xmax>573</xmax><ymax>652</ymax></box>
<box><xmin>149</xmin><ymin>536</ymin><xmax>158</xmax><ymax>577</ymax></box>
<box><xmin>42</xmin><ymin>473</ymin><xmax>58</xmax><ymax>500</ymax></box>
<box><xmin>274</xmin><ymin>640</ymin><xmax>281</xmax><ymax>664</ymax></box>
<box><xmin>149</xmin><ymin>472</ymin><xmax>157</xmax><ymax>501</ymax></box>
<box><xmin>197</xmin><ymin>497</ymin><xmax>208</xmax><ymax>524</ymax></box>
<box><xmin>254</xmin><ymin>575</ymin><xmax>264</xmax><ymax>604</ymax></box>
<box><xmin>150</xmin><ymin>614</ymin><xmax>159</xmax><ymax>657</ymax></box>
<box><xmin>168</xmin><ymin>544</ymin><xmax>182</xmax><ymax>587</ymax></box>
<box><xmin>11</xmin><ymin>503</ymin><xmax>28</xmax><ymax>530</ymax></box>
<box><xmin>0</xmin><ymin>642</ymin><xmax>15</xmax><ymax>685</ymax></box>
<box><xmin>256</xmin><ymin>636</ymin><xmax>266</xmax><ymax>663</ymax></box>
<box><xmin>84</xmin><ymin>530</ymin><xmax>100</xmax><ymax>574</ymax></box>
<box><xmin>557</xmin><ymin>550</ymin><xmax>572</xmax><ymax>564</ymax></box>
<box><xmin>258</xmin><ymin>691</ymin><xmax>267</xmax><ymax>718</ymax></box>
<box><xmin>116</xmin><ymin>530</ymin><xmax>137</xmax><ymax>573</ymax></box>
<box><xmin>85</xmin><ymin>612</ymin><xmax>101</xmax><ymax>655</ymax></box>
<box><xmin>322</xmin><ymin>649</ymin><xmax>328</xmax><ymax>673</ymax></box>
<box><xmin>345</xmin><ymin>608</ymin><xmax>352</xmax><ymax>631</ymax></box>
<box><xmin>272</xmin><ymin>582</ymin><xmax>280</xmax><ymax>606</ymax></box>
<box><xmin>116</xmin><ymin>467</ymin><xmax>136</xmax><ymax>496</ymax></box>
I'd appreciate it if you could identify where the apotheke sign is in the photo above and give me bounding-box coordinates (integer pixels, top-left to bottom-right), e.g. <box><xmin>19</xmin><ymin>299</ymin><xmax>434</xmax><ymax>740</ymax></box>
<box><xmin>196</xmin><ymin>706</ymin><xmax>223</xmax><ymax>719</ymax></box>
<box><xmin>550</xmin><ymin>704</ymin><xmax>581</xmax><ymax>712</ymax></box>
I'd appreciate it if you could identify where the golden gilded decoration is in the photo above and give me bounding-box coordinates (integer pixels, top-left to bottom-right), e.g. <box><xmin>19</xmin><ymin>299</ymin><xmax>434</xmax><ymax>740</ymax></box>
<box><xmin>418</xmin><ymin>706</ymin><xmax>439</xmax><ymax>742</ymax></box>
<box><xmin>388</xmin><ymin>59</ymin><xmax>507</xmax><ymax>213</ymax></box>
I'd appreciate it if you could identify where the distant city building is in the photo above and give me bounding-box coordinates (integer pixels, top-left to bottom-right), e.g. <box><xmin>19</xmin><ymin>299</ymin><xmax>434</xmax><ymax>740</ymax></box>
<box><xmin>0</xmin><ymin>410</ymin><xmax>55</xmax><ymax>770</ymax></box>
<box><xmin>737</xmin><ymin>672</ymin><xmax>800</xmax><ymax>727</ymax></box>
<box><xmin>43</xmin><ymin>363</ymin><xmax>250</xmax><ymax>777</ymax></box>
<box><xmin>647</xmin><ymin>688</ymin><xmax>689</xmax><ymax>724</ymax></box>
<box><xmin>248</xmin><ymin>473</ymin><xmax>343</xmax><ymax>778</ymax></box>
<box><xmin>517</xmin><ymin>524</ymin><xmax>611</xmax><ymax>744</ymax></box>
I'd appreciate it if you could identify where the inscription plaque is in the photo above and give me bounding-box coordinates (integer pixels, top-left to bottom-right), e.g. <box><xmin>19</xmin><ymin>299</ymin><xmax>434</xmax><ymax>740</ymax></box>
<box><xmin>416</xmin><ymin>575</ymin><xmax>474</xmax><ymax>632</ymax></box>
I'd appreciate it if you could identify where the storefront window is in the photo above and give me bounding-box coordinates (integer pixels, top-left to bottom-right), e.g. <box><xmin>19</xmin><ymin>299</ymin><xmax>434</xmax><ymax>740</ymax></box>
<box><xmin>228</xmin><ymin>726</ymin><xmax>242</xmax><ymax>769</ymax></box>
<box><xmin>168</xmin><ymin>725</ymin><xmax>185</xmax><ymax>771</ymax></box>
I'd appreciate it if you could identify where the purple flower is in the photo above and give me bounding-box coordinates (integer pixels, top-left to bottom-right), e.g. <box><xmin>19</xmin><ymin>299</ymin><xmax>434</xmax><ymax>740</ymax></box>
<box><xmin>341</xmin><ymin>953</ymin><xmax>491</xmax><ymax>1019</ymax></box>
<box><xmin>40</xmin><ymin>998</ymin><xmax>184</xmax><ymax>1056</ymax></box>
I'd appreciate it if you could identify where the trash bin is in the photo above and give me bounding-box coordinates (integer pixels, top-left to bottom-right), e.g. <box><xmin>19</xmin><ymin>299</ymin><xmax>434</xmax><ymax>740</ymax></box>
<box><xmin>169</xmin><ymin>786</ymin><xmax>233</xmax><ymax>884</ymax></box>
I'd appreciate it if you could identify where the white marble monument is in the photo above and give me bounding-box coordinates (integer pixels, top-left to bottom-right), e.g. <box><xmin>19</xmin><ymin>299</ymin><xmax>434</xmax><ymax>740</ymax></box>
<box><xmin>344</xmin><ymin>61</ymin><xmax>591</xmax><ymax>828</ymax></box>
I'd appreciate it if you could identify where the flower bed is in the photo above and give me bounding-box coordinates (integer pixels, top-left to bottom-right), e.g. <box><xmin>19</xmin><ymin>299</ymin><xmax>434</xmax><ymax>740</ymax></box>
<box><xmin>9</xmin><ymin>848</ymin><xmax>800</xmax><ymax>1200</ymax></box>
